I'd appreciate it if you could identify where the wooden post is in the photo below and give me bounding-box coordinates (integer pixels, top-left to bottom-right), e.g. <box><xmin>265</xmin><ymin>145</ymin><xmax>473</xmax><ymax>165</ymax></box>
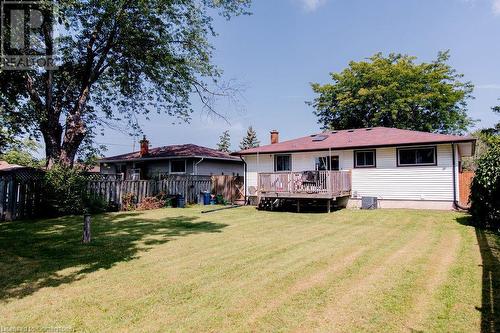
<box><xmin>83</xmin><ymin>214</ymin><xmax>91</xmax><ymax>243</ymax></box>
<box><xmin>327</xmin><ymin>199</ymin><xmax>331</xmax><ymax>213</ymax></box>
<box><xmin>297</xmin><ymin>199</ymin><xmax>300</xmax><ymax>213</ymax></box>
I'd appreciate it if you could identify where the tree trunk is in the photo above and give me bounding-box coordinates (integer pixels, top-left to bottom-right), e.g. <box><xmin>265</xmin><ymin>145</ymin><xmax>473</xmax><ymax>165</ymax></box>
<box><xmin>83</xmin><ymin>214</ymin><xmax>91</xmax><ymax>243</ymax></box>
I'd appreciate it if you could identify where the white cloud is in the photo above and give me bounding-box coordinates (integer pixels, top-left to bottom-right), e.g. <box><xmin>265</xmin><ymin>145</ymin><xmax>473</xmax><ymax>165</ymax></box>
<box><xmin>299</xmin><ymin>0</ymin><xmax>327</xmax><ymax>12</ymax></box>
<box><xmin>493</xmin><ymin>0</ymin><xmax>500</xmax><ymax>15</ymax></box>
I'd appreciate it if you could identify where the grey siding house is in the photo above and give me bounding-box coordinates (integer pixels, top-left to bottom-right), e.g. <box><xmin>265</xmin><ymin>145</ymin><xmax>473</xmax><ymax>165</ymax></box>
<box><xmin>99</xmin><ymin>137</ymin><xmax>244</xmax><ymax>180</ymax></box>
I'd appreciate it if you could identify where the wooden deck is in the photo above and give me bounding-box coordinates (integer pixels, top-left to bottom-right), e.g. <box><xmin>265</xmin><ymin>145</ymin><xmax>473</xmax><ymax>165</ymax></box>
<box><xmin>257</xmin><ymin>170</ymin><xmax>352</xmax><ymax>200</ymax></box>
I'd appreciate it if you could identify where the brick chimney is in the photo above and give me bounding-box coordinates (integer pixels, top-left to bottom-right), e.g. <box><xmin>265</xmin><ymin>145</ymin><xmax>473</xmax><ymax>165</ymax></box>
<box><xmin>270</xmin><ymin>130</ymin><xmax>279</xmax><ymax>144</ymax></box>
<box><xmin>139</xmin><ymin>135</ymin><xmax>149</xmax><ymax>157</ymax></box>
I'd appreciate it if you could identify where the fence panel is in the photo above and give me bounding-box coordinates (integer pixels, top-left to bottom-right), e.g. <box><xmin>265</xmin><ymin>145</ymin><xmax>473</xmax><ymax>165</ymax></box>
<box><xmin>2</xmin><ymin>173</ymin><xmax>243</xmax><ymax>221</ymax></box>
<box><xmin>0</xmin><ymin>171</ymin><xmax>44</xmax><ymax>222</ymax></box>
<box><xmin>87</xmin><ymin>175</ymin><xmax>213</xmax><ymax>207</ymax></box>
<box><xmin>459</xmin><ymin>171</ymin><xmax>474</xmax><ymax>207</ymax></box>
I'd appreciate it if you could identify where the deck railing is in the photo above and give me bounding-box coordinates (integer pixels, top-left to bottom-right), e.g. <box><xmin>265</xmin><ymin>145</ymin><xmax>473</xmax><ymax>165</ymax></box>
<box><xmin>257</xmin><ymin>170</ymin><xmax>351</xmax><ymax>196</ymax></box>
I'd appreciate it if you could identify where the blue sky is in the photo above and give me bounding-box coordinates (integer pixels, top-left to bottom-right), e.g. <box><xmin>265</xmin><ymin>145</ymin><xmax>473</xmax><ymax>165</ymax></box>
<box><xmin>99</xmin><ymin>0</ymin><xmax>500</xmax><ymax>155</ymax></box>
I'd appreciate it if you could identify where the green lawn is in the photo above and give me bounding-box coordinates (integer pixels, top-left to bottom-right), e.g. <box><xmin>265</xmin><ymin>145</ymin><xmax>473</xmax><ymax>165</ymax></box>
<box><xmin>0</xmin><ymin>206</ymin><xmax>498</xmax><ymax>332</ymax></box>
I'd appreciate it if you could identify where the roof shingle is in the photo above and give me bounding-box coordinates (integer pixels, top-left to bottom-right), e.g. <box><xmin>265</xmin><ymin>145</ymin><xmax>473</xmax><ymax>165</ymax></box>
<box><xmin>234</xmin><ymin>127</ymin><xmax>474</xmax><ymax>155</ymax></box>
<box><xmin>100</xmin><ymin>144</ymin><xmax>240</xmax><ymax>162</ymax></box>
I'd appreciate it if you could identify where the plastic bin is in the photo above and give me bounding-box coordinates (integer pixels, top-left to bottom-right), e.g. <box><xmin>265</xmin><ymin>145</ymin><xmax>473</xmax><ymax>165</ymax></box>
<box><xmin>177</xmin><ymin>195</ymin><xmax>185</xmax><ymax>208</ymax></box>
<box><xmin>202</xmin><ymin>191</ymin><xmax>211</xmax><ymax>205</ymax></box>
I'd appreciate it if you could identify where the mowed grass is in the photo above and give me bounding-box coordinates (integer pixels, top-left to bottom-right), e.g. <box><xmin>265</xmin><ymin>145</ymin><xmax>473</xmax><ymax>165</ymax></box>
<box><xmin>0</xmin><ymin>206</ymin><xmax>496</xmax><ymax>332</ymax></box>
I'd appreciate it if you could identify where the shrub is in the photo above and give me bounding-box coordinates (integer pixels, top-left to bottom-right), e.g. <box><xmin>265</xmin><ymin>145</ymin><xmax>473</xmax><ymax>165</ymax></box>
<box><xmin>43</xmin><ymin>164</ymin><xmax>88</xmax><ymax>216</ymax></box>
<box><xmin>43</xmin><ymin>164</ymin><xmax>111</xmax><ymax>216</ymax></box>
<box><xmin>137</xmin><ymin>194</ymin><xmax>166</xmax><ymax>211</ymax></box>
<box><xmin>470</xmin><ymin>143</ymin><xmax>500</xmax><ymax>229</ymax></box>
<box><xmin>121</xmin><ymin>193</ymin><xmax>136</xmax><ymax>211</ymax></box>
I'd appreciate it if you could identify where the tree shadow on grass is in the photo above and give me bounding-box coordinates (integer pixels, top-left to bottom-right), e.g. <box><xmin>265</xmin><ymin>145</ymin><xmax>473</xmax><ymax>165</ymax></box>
<box><xmin>0</xmin><ymin>211</ymin><xmax>227</xmax><ymax>302</ymax></box>
<box><xmin>456</xmin><ymin>216</ymin><xmax>500</xmax><ymax>333</ymax></box>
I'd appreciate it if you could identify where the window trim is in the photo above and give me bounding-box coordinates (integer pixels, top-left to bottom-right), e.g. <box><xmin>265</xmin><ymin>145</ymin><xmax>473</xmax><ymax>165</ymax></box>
<box><xmin>353</xmin><ymin>149</ymin><xmax>376</xmax><ymax>168</ymax></box>
<box><xmin>397</xmin><ymin>146</ymin><xmax>437</xmax><ymax>167</ymax></box>
<box><xmin>274</xmin><ymin>154</ymin><xmax>292</xmax><ymax>172</ymax></box>
<box><xmin>169</xmin><ymin>159</ymin><xmax>187</xmax><ymax>174</ymax></box>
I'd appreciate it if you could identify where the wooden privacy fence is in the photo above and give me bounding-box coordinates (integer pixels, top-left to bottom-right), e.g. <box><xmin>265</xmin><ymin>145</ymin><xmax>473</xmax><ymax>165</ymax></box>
<box><xmin>0</xmin><ymin>173</ymin><xmax>244</xmax><ymax>221</ymax></box>
<box><xmin>0</xmin><ymin>171</ymin><xmax>44</xmax><ymax>221</ymax></box>
<box><xmin>459</xmin><ymin>171</ymin><xmax>474</xmax><ymax>207</ymax></box>
<box><xmin>212</xmin><ymin>175</ymin><xmax>245</xmax><ymax>203</ymax></box>
<box><xmin>87</xmin><ymin>176</ymin><xmax>212</xmax><ymax>206</ymax></box>
<box><xmin>87</xmin><ymin>175</ymin><xmax>245</xmax><ymax>207</ymax></box>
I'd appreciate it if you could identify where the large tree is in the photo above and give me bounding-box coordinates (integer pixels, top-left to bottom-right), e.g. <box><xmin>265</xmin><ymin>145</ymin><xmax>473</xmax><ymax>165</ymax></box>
<box><xmin>309</xmin><ymin>51</ymin><xmax>474</xmax><ymax>134</ymax></box>
<box><xmin>0</xmin><ymin>0</ymin><xmax>251</xmax><ymax>167</ymax></box>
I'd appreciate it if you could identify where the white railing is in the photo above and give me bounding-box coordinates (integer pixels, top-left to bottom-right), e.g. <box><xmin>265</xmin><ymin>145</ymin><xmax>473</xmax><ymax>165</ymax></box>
<box><xmin>257</xmin><ymin>170</ymin><xmax>351</xmax><ymax>196</ymax></box>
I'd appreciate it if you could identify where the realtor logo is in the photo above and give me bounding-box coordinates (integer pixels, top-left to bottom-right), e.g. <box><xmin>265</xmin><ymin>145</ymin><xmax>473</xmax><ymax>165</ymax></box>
<box><xmin>0</xmin><ymin>0</ymin><xmax>57</xmax><ymax>70</ymax></box>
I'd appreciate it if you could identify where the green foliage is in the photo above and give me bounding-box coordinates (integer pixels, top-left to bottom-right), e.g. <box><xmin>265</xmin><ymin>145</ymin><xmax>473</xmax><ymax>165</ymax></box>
<box><xmin>0</xmin><ymin>0</ymin><xmax>251</xmax><ymax>165</ymax></box>
<box><xmin>239</xmin><ymin>126</ymin><xmax>260</xmax><ymax>150</ymax></box>
<box><xmin>217</xmin><ymin>130</ymin><xmax>231</xmax><ymax>152</ymax></box>
<box><xmin>0</xmin><ymin>139</ymin><xmax>43</xmax><ymax>167</ymax></box>
<box><xmin>43</xmin><ymin>165</ymin><xmax>88</xmax><ymax>216</ymax></box>
<box><xmin>309</xmin><ymin>51</ymin><xmax>474</xmax><ymax>134</ymax></box>
<box><xmin>470</xmin><ymin>143</ymin><xmax>500</xmax><ymax>229</ymax></box>
<box><xmin>43</xmin><ymin>164</ymin><xmax>107</xmax><ymax>216</ymax></box>
<box><xmin>462</xmin><ymin>101</ymin><xmax>500</xmax><ymax>171</ymax></box>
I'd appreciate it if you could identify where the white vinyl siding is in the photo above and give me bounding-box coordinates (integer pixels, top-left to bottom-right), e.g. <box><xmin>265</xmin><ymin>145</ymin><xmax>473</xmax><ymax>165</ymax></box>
<box><xmin>351</xmin><ymin>145</ymin><xmax>454</xmax><ymax>201</ymax></box>
<box><xmin>243</xmin><ymin>144</ymin><xmax>455</xmax><ymax>202</ymax></box>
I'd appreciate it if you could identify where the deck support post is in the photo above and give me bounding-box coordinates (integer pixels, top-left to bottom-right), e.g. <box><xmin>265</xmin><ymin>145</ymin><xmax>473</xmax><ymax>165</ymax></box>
<box><xmin>327</xmin><ymin>200</ymin><xmax>331</xmax><ymax>213</ymax></box>
<box><xmin>297</xmin><ymin>199</ymin><xmax>300</xmax><ymax>213</ymax></box>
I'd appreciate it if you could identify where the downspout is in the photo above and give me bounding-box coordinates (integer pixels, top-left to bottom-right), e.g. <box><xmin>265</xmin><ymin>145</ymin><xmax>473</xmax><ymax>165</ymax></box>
<box><xmin>240</xmin><ymin>156</ymin><xmax>247</xmax><ymax>205</ymax></box>
<box><xmin>452</xmin><ymin>143</ymin><xmax>469</xmax><ymax>211</ymax></box>
<box><xmin>194</xmin><ymin>158</ymin><xmax>204</xmax><ymax>176</ymax></box>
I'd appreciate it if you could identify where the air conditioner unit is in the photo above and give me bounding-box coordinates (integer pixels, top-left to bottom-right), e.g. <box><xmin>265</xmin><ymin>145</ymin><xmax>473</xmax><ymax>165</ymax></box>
<box><xmin>361</xmin><ymin>196</ymin><xmax>377</xmax><ymax>210</ymax></box>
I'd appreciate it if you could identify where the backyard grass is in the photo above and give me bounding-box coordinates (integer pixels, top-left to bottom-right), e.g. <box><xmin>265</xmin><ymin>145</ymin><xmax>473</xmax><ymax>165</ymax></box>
<box><xmin>0</xmin><ymin>206</ymin><xmax>498</xmax><ymax>332</ymax></box>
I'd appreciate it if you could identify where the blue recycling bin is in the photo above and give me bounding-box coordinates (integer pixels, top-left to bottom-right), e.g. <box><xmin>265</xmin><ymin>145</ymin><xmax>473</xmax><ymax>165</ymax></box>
<box><xmin>202</xmin><ymin>191</ymin><xmax>211</xmax><ymax>205</ymax></box>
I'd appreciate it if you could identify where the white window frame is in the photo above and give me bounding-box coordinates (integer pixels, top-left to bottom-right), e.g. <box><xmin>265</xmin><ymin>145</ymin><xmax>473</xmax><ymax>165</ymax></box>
<box><xmin>354</xmin><ymin>150</ymin><xmax>376</xmax><ymax>168</ymax></box>
<box><xmin>170</xmin><ymin>159</ymin><xmax>187</xmax><ymax>174</ymax></box>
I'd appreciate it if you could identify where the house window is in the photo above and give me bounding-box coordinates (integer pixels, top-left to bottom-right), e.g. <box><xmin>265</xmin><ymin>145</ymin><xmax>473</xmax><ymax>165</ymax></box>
<box><xmin>274</xmin><ymin>155</ymin><xmax>291</xmax><ymax>171</ymax></box>
<box><xmin>354</xmin><ymin>150</ymin><xmax>376</xmax><ymax>168</ymax></box>
<box><xmin>397</xmin><ymin>147</ymin><xmax>436</xmax><ymax>166</ymax></box>
<box><xmin>170</xmin><ymin>160</ymin><xmax>186</xmax><ymax>173</ymax></box>
<box><xmin>316</xmin><ymin>156</ymin><xmax>339</xmax><ymax>171</ymax></box>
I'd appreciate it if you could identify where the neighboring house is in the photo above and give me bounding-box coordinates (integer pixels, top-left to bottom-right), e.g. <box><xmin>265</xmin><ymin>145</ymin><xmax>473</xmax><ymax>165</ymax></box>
<box><xmin>99</xmin><ymin>136</ymin><xmax>244</xmax><ymax>180</ymax></box>
<box><xmin>234</xmin><ymin>127</ymin><xmax>475</xmax><ymax>210</ymax></box>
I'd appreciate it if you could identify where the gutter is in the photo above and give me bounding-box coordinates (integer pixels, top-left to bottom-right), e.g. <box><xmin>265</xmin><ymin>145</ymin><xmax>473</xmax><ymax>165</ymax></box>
<box><xmin>194</xmin><ymin>158</ymin><xmax>204</xmax><ymax>175</ymax></box>
<box><xmin>240</xmin><ymin>156</ymin><xmax>247</xmax><ymax>205</ymax></box>
<box><xmin>451</xmin><ymin>143</ymin><xmax>469</xmax><ymax>211</ymax></box>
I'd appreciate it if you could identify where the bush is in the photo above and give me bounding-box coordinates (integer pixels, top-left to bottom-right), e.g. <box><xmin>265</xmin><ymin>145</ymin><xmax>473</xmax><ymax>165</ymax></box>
<box><xmin>43</xmin><ymin>164</ymin><xmax>88</xmax><ymax>216</ymax></box>
<box><xmin>121</xmin><ymin>193</ymin><xmax>136</xmax><ymax>211</ymax></box>
<box><xmin>470</xmin><ymin>143</ymin><xmax>500</xmax><ymax>229</ymax></box>
<box><xmin>43</xmin><ymin>164</ymin><xmax>111</xmax><ymax>216</ymax></box>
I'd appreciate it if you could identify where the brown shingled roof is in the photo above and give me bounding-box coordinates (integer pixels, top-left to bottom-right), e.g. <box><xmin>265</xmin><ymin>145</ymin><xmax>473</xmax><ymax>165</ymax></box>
<box><xmin>234</xmin><ymin>127</ymin><xmax>475</xmax><ymax>155</ymax></box>
<box><xmin>100</xmin><ymin>144</ymin><xmax>240</xmax><ymax>162</ymax></box>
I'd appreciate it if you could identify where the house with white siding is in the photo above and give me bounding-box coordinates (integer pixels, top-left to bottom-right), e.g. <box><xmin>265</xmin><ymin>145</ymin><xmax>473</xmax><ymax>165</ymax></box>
<box><xmin>234</xmin><ymin>127</ymin><xmax>475</xmax><ymax>211</ymax></box>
